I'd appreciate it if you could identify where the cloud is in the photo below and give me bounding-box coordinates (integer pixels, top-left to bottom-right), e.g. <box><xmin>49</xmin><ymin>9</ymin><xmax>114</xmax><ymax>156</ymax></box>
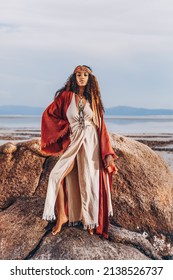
<box><xmin>0</xmin><ymin>0</ymin><xmax>173</xmax><ymax>108</ymax></box>
<box><xmin>1</xmin><ymin>0</ymin><xmax>173</xmax><ymax>55</ymax></box>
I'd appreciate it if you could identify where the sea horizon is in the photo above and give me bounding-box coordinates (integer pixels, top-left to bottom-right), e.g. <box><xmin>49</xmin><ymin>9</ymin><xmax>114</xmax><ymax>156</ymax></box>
<box><xmin>1</xmin><ymin>113</ymin><xmax>173</xmax><ymax>118</ymax></box>
<box><xmin>0</xmin><ymin>114</ymin><xmax>173</xmax><ymax>134</ymax></box>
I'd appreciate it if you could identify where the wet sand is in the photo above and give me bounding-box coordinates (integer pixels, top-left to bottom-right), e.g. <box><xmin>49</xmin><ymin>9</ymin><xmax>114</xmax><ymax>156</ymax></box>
<box><xmin>0</xmin><ymin>129</ymin><xmax>173</xmax><ymax>172</ymax></box>
<box><xmin>0</xmin><ymin>129</ymin><xmax>40</xmax><ymax>145</ymax></box>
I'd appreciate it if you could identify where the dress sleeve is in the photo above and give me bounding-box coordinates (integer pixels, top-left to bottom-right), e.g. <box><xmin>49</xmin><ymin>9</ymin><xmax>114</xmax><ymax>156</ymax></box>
<box><xmin>41</xmin><ymin>92</ymin><xmax>70</xmax><ymax>155</ymax></box>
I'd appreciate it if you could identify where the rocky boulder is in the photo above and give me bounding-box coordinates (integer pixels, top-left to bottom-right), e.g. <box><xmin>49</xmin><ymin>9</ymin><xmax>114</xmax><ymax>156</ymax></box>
<box><xmin>0</xmin><ymin>141</ymin><xmax>45</xmax><ymax>208</ymax></box>
<box><xmin>0</xmin><ymin>135</ymin><xmax>173</xmax><ymax>259</ymax></box>
<box><xmin>110</xmin><ymin>134</ymin><xmax>173</xmax><ymax>243</ymax></box>
<box><xmin>0</xmin><ymin>196</ymin><xmax>159</xmax><ymax>260</ymax></box>
<box><xmin>0</xmin><ymin>197</ymin><xmax>47</xmax><ymax>259</ymax></box>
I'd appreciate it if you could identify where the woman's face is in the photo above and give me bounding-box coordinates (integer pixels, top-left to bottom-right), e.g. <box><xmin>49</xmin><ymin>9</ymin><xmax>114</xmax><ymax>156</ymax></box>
<box><xmin>76</xmin><ymin>71</ymin><xmax>89</xmax><ymax>87</ymax></box>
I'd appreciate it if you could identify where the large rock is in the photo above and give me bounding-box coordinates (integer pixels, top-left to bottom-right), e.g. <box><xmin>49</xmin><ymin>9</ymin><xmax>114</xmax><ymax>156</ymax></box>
<box><xmin>31</xmin><ymin>226</ymin><xmax>150</xmax><ymax>260</ymax></box>
<box><xmin>0</xmin><ymin>196</ymin><xmax>155</xmax><ymax>260</ymax></box>
<box><xmin>0</xmin><ymin>197</ymin><xmax>47</xmax><ymax>259</ymax></box>
<box><xmin>0</xmin><ymin>140</ymin><xmax>45</xmax><ymax>208</ymax></box>
<box><xmin>0</xmin><ymin>135</ymin><xmax>173</xmax><ymax>259</ymax></box>
<box><xmin>110</xmin><ymin>133</ymin><xmax>173</xmax><ymax>239</ymax></box>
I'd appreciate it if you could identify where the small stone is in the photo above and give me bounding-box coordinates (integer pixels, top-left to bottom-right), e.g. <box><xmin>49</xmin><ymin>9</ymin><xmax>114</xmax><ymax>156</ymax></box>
<box><xmin>1</xmin><ymin>143</ymin><xmax>17</xmax><ymax>154</ymax></box>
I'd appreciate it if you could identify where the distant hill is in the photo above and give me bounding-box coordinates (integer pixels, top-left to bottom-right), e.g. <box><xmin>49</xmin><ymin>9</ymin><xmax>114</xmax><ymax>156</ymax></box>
<box><xmin>0</xmin><ymin>106</ymin><xmax>44</xmax><ymax>115</ymax></box>
<box><xmin>0</xmin><ymin>105</ymin><xmax>173</xmax><ymax>116</ymax></box>
<box><xmin>105</xmin><ymin>106</ymin><xmax>173</xmax><ymax>116</ymax></box>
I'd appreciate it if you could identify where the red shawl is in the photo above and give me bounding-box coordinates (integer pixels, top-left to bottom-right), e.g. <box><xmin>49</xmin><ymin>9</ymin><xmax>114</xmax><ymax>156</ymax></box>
<box><xmin>41</xmin><ymin>91</ymin><xmax>117</xmax><ymax>238</ymax></box>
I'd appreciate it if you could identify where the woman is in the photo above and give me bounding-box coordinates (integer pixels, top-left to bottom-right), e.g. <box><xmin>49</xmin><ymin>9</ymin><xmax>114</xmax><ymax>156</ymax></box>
<box><xmin>41</xmin><ymin>65</ymin><xmax>117</xmax><ymax>239</ymax></box>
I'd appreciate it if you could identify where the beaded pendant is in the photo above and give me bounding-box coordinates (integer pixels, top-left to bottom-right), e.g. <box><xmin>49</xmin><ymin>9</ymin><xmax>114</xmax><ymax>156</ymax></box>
<box><xmin>78</xmin><ymin>99</ymin><xmax>85</xmax><ymax>128</ymax></box>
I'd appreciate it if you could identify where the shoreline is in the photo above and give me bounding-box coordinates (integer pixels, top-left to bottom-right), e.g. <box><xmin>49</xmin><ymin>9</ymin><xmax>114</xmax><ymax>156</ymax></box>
<box><xmin>0</xmin><ymin>129</ymin><xmax>173</xmax><ymax>172</ymax></box>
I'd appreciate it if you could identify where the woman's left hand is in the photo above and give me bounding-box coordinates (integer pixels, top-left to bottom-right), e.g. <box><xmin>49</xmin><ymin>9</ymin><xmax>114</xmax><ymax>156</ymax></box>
<box><xmin>103</xmin><ymin>155</ymin><xmax>114</xmax><ymax>169</ymax></box>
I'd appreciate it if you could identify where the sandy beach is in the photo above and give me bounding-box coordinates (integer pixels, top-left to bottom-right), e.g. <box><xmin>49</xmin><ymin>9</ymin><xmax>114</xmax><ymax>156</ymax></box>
<box><xmin>0</xmin><ymin>129</ymin><xmax>173</xmax><ymax>172</ymax></box>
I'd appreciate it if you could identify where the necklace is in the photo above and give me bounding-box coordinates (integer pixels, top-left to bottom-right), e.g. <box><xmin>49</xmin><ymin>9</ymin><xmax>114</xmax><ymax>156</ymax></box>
<box><xmin>78</xmin><ymin>94</ymin><xmax>85</xmax><ymax>128</ymax></box>
<box><xmin>78</xmin><ymin>94</ymin><xmax>84</xmax><ymax>99</ymax></box>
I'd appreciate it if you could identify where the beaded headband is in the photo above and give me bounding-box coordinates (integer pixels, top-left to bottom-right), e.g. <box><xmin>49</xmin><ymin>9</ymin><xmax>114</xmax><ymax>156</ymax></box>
<box><xmin>73</xmin><ymin>65</ymin><xmax>93</xmax><ymax>75</ymax></box>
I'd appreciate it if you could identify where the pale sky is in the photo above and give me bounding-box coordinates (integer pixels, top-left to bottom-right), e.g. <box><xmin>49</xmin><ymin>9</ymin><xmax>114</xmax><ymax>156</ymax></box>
<box><xmin>0</xmin><ymin>0</ymin><xmax>173</xmax><ymax>109</ymax></box>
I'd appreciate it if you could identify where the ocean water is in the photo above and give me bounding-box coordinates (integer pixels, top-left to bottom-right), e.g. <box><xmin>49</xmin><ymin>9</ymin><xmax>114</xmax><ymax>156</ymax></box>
<box><xmin>0</xmin><ymin>115</ymin><xmax>173</xmax><ymax>134</ymax></box>
<box><xmin>105</xmin><ymin>115</ymin><xmax>173</xmax><ymax>134</ymax></box>
<box><xmin>0</xmin><ymin>115</ymin><xmax>42</xmax><ymax>130</ymax></box>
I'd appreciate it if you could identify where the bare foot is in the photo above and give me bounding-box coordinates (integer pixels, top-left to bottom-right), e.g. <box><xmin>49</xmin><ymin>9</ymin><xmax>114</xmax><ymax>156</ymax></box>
<box><xmin>52</xmin><ymin>216</ymin><xmax>68</xmax><ymax>235</ymax></box>
<box><xmin>88</xmin><ymin>228</ymin><xmax>94</xmax><ymax>235</ymax></box>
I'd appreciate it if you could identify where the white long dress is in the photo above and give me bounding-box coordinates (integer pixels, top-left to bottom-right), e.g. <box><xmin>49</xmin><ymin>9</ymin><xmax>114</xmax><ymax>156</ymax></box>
<box><xmin>42</xmin><ymin>92</ymin><xmax>112</xmax><ymax>229</ymax></box>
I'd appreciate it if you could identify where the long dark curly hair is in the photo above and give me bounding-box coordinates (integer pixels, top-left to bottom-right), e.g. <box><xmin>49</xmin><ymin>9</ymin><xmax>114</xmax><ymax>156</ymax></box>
<box><xmin>54</xmin><ymin>65</ymin><xmax>104</xmax><ymax>114</ymax></box>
